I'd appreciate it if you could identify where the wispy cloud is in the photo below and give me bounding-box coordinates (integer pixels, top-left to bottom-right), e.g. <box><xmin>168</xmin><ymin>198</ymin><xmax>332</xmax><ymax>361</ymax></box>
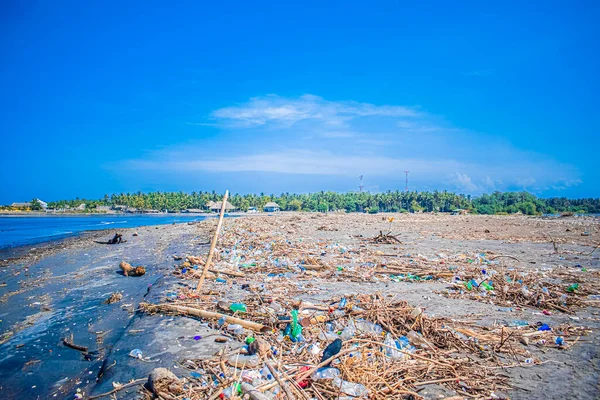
<box><xmin>210</xmin><ymin>94</ymin><xmax>420</xmax><ymax>128</ymax></box>
<box><xmin>116</xmin><ymin>93</ymin><xmax>582</xmax><ymax>195</ymax></box>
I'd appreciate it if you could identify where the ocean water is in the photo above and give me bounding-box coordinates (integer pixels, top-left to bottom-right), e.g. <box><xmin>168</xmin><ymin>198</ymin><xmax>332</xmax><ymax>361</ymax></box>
<box><xmin>0</xmin><ymin>214</ymin><xmax>210</xmax><ymax>249</ymax></box>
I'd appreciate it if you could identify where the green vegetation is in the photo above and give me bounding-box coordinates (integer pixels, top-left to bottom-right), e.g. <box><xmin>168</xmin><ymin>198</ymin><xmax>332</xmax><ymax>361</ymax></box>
<box><xmin>30</xmin><ymin>199</ymin><xmax>43</xmax><ymax>211</ymax></box>
<box><xmin>40</xmin><ymin>190</ymin><xmax>600</xmax><ymax>215</ymax></box>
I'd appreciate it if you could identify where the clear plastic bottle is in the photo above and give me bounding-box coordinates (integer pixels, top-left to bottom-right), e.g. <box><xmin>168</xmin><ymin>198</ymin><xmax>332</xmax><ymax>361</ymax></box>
<box><xmin>227</xmin><ymin>324</ymin><xmax>244</xmax><ymax>335</ymax></box>
<box><xmin>406</xmin><ymin>330</ymin><xmax>429</xmax><ymax>348</ymax></box>
<box><xmin>260</xmin><ymin>366</ymin><xmax>273</xmax><ymax>380</ymax></box>
<box><xmin>309</xmin><ymin>343</ymin><xmax>321</xmax><ymax>355</ymax></box>
<box><xmin>355</xmin><ymin>319</ymin><xmax>383</xmax><ymax>334</ymax></box>
<box><xmin>384</xmin><ymin>333</ymin><xmax>402</xmax><ymax>359</ymax></box>
<box><xmin>227</xmin><ymin>354</ymin><xmax>260</xmax><ymax>368</ymax></box>
<box><xmin>341</xmin><ymin>319</ymin><xmax>356</xmax><ymax>340</ymax></box>
<box><xmin>332</xmin><ymin>377</ymin><xmax>369</xmax><ymax>397</ymax></box>
<box><xmin>311</xmin><ymin>367</ymin><xmax>340</xmax><ymax>380</ymax></box>
<box><xmin>318</xmin><ymin>331</ymin><xmax>339</xmax><ymax>341</ymax></box>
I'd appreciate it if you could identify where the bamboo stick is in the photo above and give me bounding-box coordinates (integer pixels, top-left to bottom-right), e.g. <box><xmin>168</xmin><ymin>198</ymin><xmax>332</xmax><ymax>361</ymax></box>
<box><xmin>197</xmin><ymin>190</ymin><xmax>228</xmax><ymax>292</ymax></box>
<box><xmin>145</xmin><ymin>304</ymin><xmax>267</xmax><ymax>332</ymax></box>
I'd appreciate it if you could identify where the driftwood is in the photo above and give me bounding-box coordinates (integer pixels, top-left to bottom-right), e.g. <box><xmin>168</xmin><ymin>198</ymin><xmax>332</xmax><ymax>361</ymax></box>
<box><xmin>119</xmin><ymin>261</ymin><xmax>146</xmax><ymax>277</ymax></box>
<box><xmin>62</xmin><ymin>337</ymin><xmax>88</xmax><ymax>352</ymax></box>
<box><xmin>147</xmin><ymin>368</ymin><xmax>183</xmax><ymax>400</ymax></box>
<box><xmin>87</xmin><ymin>378</ymin><xmax>146</xmax><ymax>399</ymax></box>
<box><xmin>142</xmin><ymin>303</ymin><xmax>267</xmax><ymax>332</ymax></box>
<box><xmin>372</xmin><ymin>230</ymin><xmax>402</xmax><ymax>244</ymax></box>
<box><xmin>197</xmin><ymin>190</ymin><xmax>229</xmax><ymax>292</ymax></box>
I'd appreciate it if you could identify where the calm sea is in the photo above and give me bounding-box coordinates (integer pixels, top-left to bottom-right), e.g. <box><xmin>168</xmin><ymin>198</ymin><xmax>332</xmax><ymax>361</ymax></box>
<box><xmin>0</xmin><ymin>214</ymin><xmax>210</xmax><ymax>249</ymax></box>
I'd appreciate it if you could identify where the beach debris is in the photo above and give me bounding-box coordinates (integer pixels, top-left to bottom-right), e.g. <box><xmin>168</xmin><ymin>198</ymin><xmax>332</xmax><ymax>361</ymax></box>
<box><xmin>119</xmin><ymin>261</ymin><xmax>146</xmax><ymax>277</ymax></box>
<box><xmin>129</xmin><ymin>349</ymin><xmax>143</xmax><ymax>359</ymax></box>
<box><xmin>146</xmin><ymin>368</ymin><xmax>183</xmax><ymax>400</ymax></box>
<box><xmin>104</xmin><ymin>292</ymin><xmax>122</xmax><ymax>304</ymax></box>
<box><xmin>371</xmin><ymin>230</ymin><xmax>402</xmax><ymax>244</ymax></box>
<box><xmin>62</xmin><ymin>335</ymin><xmax>88</xmax><ymax>353</ymax></box>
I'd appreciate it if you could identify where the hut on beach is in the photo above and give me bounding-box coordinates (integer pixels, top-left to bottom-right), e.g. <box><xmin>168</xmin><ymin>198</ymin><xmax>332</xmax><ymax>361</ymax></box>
<box><xmin>209</xmin><ymin>201</ymin><xmax>237</xmax><ymax>213</ymax></box>
<box><xmin>263</xmin><ymin>202</ymin><xmax>281</xmax><ymax>212</ymax></box>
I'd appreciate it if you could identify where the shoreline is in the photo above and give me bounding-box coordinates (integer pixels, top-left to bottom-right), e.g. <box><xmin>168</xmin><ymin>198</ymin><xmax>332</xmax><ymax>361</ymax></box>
<box><xmin>0</xmin><ymin>213</ymin><xmax>598</xmax><ymax>399</ymax></box>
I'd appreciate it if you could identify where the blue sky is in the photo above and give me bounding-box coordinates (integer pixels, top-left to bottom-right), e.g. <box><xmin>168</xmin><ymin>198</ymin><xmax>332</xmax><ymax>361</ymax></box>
<box><xmin>1</xmin><ymin>1</ymin><xmax>598</xmax><ymax>204</ymax></box>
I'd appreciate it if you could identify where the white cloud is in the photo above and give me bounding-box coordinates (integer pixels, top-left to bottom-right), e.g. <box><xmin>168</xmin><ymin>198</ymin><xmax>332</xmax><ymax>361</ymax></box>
<box><xmin>210</xmin><ymin>94</ymin><xmax>420</xmax><ymax>128</ymax></box>
<box><xmin>117</xmin><ymin>93</ymin><xmax>583</xmax><ymax>195</ymax></box>
<box><xmin>451</xmin><ymin>172</ymin><xmax>479</xmax><ymax>192</ymax></box>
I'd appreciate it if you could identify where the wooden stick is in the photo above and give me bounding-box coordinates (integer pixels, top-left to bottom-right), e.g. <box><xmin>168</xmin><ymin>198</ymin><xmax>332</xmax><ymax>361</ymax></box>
<box><xmin>197</xmin><ymin>190</ymin><xmax>229</xmax><ymax>292</ymax></box>
<box><xmin>266</xmin><ymin>361</ymin><xmax>295</xmax><ymax>400</ymax></box>
<box><xmin>62</xmin><ymin>338</ymin><xmax>88</xmax><ymax>352</ymax></box>
<box><xmin>87</xmin><ymin>378</ymin><xmax>146</xmax><ymax>399</ymax></box>
<box><xmin>144</xmin><ymin>304</ymin><xmax>266</xmax><ymax>332</ymax></box>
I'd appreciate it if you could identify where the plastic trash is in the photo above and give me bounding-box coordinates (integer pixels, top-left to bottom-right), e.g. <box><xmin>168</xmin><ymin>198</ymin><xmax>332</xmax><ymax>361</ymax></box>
<box><xmin>555</xmin><ymin>337</ymin><xmax>565</xmax><ymax>346</ymax></box>
<box><xmin>406</xmin><ymin>330</ymin><xmax>430</xmax><ymax>348</ymax></box>
<box><xmin>321</xmin><ymin>338</ymin><xmax>342</xmax><ymax>365</ymax></box>
<box><xmin>566</xmin><ymin>283</ymin><xmax>579</xmax><ymax>293</ymax></box>
<box><xmin>339</xmin><ymin>298</ymin><xmax>347</xmax><ymax>308</ymax></box>
<box><xmin>508</xmin><ymin>320</ymin><xmax>529</xmax><ymax>328</ymax></box>
<box><xmin>230</xmin><ymin>303</ymin><xmax>247</xmax><ymax>313</ymax></box>
<box><xmin>261</xmin><ymin>366</ymin><xmax>273</xmax><ymax>380</ymax></box>
<box><xmin>332</xmin><ymin>377</ymin><xmax>369</xmax><ymax>397</ymax></box>
<box><xmin>227</xmin><ymin>324</ymin><xmax>244</xmax><ymax>335</ymax></box>
<box><xmin>538</xmin><ymin>324</ymin><xmax>551</xmax><ymax>331</ymax></box>
<box><xmin>588</xmin><ymin>295</ymin><xmax>600</xmax><ymax>300</ymax></box>
<box><xmin>311</xmin><ymin>367</ymin><xmax>340</xmax><ymax>380</ymax></box>
<box><xmin>355</xmin><ymin>319</ymin><xmax>383</xmax><ymax>334</ymax></box>
<box><xmin>340</xmin><ymin>319</ymin><xmax>356</xmax><ymax>340</ymax></box>
<box><xmin>289</xmin><ymin>310</ymin><xmax>303</xmax><ymax>341</ymax></box>
<box><xmin>128</xmin><ymin>349</ymin><xmax>143</xmax><ymax>359</ymax></box>
<box><xmin>497</xmin><ymin>307</ymin><xmax>513</xmax><ymax>312</ymax></box>
<box><xmin>309</xmin><ymin>343</ymin><xmax>321</xmax><ymax>355</ymax></box>
<box><xmin>227</xmin><ymin>354</ymin><xmax>260</xmax><ymax>368</ymax></box>
<box><xmin>384</xmin><ymin>333</ymin><xmax>403</xmax><ymax>359</ymax></box>
<box><xmin>318</xmin><ymin>331</ymin><xmax>339</xmax><ymax>341</ymax></box>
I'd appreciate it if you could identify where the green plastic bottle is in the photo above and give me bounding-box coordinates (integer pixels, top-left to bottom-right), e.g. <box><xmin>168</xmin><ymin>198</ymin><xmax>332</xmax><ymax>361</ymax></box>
<box><xmin>230</xmin><ymin>303</ymin><xmax>247</xmax><ymax>313</ymax></box>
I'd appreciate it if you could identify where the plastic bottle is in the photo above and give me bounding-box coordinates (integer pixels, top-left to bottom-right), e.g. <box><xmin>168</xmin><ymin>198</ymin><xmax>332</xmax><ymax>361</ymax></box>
<box><xmin>309</xmin><ymin>343</ymin><xmax>321</xmax><ymax>355</ymax></box>
<box><xmin>261</xmin><ymin>366</ymin><xmax>273</xmax><ymax>380</ymax></box>
<box><xmin>318</xmin><ymin>331</ymin><xmax>339</xmax><ymax>341</ymax></box>
<box><xmin>332</xmin><ymin>378</ymin><xmax>369</xmax><ymax>397</ymax></box>
<box><xmin>339</xmin><ymin>298</ymin><xmax>347</xmax><ymax>308</ymax></box>
<box><xmin>509</xmin><ymin>320</ymin><xmax>529</xmax><ymax>328</ymax></box>
<box><xmin>340</xmin><ymin>319</ymin><xmax>356</xmax><ymax>340</ymax></box>
<box><xmin>227</xmin><ymin>354</ymin><xmax>260</xmax><ymax>368</ymax></box>
<box><xmin>227</xmin><ymin>324</ymin><xmax>244</xmax><ymax>335</ymax></box>
<box><xmin>406</xmin><ymin>330</ymin><xmax>429</xmax><ymax>348</ymax></box>
<box><xmin>311</xmin><ymin>367</ymin><xmax>340</xmax><ymax>380</ymax></box>
<box><xmin>355</xmin><ymin>319</ymin><xmax>383</xmax><ymax>334</ymax></box>
<box><xmin>230</xmin><ymin>303</ymin><xmax>247</xmax><ymax>313</ymax></box>
<box><xmin>129</xmin><ymin>349</ymin><xmax>143</xmax><ymax>359</ymax></box>
<box><xmin>588</xmin><ymin>295</ymin><xmax>600</xmax><ymax>300</ymax></box>
<box><xmin>384</xmin><ymin>333</ymin><xmax>403</xmax><ymax>359</ymax></box>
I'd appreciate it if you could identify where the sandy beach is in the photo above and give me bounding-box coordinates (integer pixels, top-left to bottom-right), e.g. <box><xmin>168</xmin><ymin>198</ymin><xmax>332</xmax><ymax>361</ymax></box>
<box><xmin>0</xmin><ymin>213</ymin><xmax>598</xmax><ymax>399</ymax></box>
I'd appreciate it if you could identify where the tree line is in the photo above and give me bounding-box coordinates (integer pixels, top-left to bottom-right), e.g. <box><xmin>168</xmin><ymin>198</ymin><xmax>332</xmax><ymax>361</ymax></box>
<box><xmin>40</xmin><ymin>190</ymin><xmax>600</xmax><ymax>215</ymax></box>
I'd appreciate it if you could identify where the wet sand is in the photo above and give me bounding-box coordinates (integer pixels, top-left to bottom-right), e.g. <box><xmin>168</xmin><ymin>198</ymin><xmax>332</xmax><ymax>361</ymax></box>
<box><xmin>0</xmin><ymin>213</ymin><xmax>598</xmax><ymax>399</ymax></box>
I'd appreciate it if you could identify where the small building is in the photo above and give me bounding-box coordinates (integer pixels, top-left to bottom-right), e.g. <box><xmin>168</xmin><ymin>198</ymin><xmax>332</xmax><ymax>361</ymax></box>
<box><xmin>96</xmin><ymin>205</ymin><xmax>111</xmax><ymax>212</ymax></box>
<box><xmin>76</xmin><ymin>203</ymin><xmax>86</xmax><ymax>211</ymax></box>
<box><xmin>37</xmin><ymin>199</ymin><xmax>48</xmax><ymax>209</ymax></box>
<box><xmin>263</xmin><ymin>202</ymin><xmax>281</xmax><ymax>212</ymax></box>
<box><xmin>451</xmin><ymin>209</ymin><xmax>469</xmax><ymax>215</ymax></box>
<box><xmin>209</xmin><ymin>201</ymin><xmax>237</xmax><ymax>213</ymax></box>
<box><xmin>184</xmin><ymin>208</ymin><xmax>205</xmax><ymax>213</ymax></box>
<box><xmin>11</xmin><ymin>202</ymin><xmax>31</xmax><ymax>209</ymax></box>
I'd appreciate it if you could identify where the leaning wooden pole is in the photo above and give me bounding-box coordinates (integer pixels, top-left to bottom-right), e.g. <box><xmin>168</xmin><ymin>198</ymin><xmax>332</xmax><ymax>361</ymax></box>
<box><xmin>196</xmin><ymin>190</ymin><xmax>229</xmax><ymax>292</ymax></box>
